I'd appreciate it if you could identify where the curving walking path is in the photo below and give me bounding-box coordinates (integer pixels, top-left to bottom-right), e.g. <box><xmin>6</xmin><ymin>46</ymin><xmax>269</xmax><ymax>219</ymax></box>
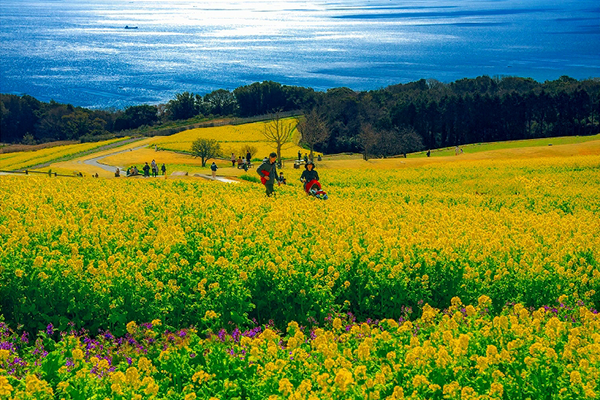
<box><xmin>82</xmin><ymin>145</ymin><xmax>147</xmax><ymax>173</ymax></box>
<box><xmin>82</xmin><ymin>143</ymin><xmax>239</xmax><ymax>183</ymax></box>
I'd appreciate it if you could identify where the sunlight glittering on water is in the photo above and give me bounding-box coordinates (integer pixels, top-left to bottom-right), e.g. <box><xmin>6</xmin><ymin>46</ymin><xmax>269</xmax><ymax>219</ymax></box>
<box><xmin>1</xmin><ymin>0</ymin><xmax>598</xmax><ymax>108</ymax></box>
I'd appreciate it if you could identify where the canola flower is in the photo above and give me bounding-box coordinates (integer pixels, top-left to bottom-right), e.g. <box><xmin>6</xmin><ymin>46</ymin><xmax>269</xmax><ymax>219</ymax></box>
<box><xmin>0</xmin><ymin>298</ymin><xmax>598</xmax><ymax>399</ymax></box>
<box><xmin>0</xmin><ymin>154</ymin><xmax>599</xmax><ymax>398</ymax></box>
<box><xmin>151</xmin><ymin>118</ymin><xmax>304</xmax><ymax>158</ymax></box>
<box><xmin>1</xmin><ymin>156</ymin><xmax>598</xmax><ymax>336</ymax></box>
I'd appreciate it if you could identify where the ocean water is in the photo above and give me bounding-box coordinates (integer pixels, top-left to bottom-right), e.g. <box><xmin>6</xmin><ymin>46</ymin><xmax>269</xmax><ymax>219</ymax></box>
<box><xmin>0</xmin><ymin>0</ymin><xmax>599</xmax><ymax>109</ymax></box>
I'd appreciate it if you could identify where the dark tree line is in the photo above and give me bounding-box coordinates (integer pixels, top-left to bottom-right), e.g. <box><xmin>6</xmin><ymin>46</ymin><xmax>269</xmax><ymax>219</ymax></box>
<box><xmin>316</xmin><ymin>75</ymin><xmax>600</xmax><ymax>156</ymax></box>
<box><xmin>2</xmin><ymin>76</ymin><xmax>598</xmax><ymax>154</ymax></box>
<box><xmin>0</xmin><ymin>96</ymin><xmax>115</xmax><ymax>144</ymax></box>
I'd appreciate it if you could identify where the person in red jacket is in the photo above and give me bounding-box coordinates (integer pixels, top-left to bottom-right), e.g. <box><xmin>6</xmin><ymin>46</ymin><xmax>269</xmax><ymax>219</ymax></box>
<box><xmin>256</xmin><ymin>152</ymin><xmax>278</xmax><ymax>197</ymax></box>
<box><xmin>300</xmin><ymin>161</ymin><xmax>319</xmax><ymax>192</ymax></box>
<box><xmin>300</xmin><ymin>161</ymin><xmax>328</xmax><ymax>199</ymax></box>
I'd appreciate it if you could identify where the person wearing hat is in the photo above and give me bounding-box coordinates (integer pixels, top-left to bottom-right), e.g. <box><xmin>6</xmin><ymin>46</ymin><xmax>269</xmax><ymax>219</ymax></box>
<box><xmin>300</xmin><ymin>160</ymin><xmax>319</xmax><ymax>193</ymax></box>
<box><xmin>256</xmin><ymin>152</ymin><xmax>278</xmax><ymax>197</ymax></box>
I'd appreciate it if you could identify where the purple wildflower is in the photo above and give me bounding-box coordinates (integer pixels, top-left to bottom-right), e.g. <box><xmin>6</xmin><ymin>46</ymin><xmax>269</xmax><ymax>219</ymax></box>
<box><xmin>232</xmin><ymin>328</ymin><xmax>241</xmax><ymax>343</ymax></box>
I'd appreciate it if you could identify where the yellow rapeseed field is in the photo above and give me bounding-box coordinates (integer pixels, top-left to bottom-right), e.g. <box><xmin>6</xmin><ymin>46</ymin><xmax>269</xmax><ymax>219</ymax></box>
<box><xmin>30</xmin><ymin>138</ymin><xmax>155</xmax><ymax>178</ymax></box>
<box><xmin>0</xmin><ymin>138</ymin><xmax>126</xmax><ymax>171</ymax></box>
<box><xmin>0</xmin><ymin>142</ymin><xmax>599</xmax><ymax>399</ymax></box>
<box><xmin>101</xmin><ymin>147</ymin><xmax>206</xmax><ymax>169</ymax></box>
<box><xmin>152</xmin><ymin>118</ymin><xmax>306</xmax><ymax>159</ymax></box>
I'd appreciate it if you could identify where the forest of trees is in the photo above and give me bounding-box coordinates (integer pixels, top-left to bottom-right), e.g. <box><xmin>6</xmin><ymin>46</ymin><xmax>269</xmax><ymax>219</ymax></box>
<box><xmin>2</xmin><ymin>76</ymin><xmax>599</xmax><ymax>156</ymax></box>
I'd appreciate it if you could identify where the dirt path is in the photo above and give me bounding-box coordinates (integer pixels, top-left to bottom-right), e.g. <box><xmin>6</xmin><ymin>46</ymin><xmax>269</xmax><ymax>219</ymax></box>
<box><xmin>81</xmin><ymin>143</ymin><xmax>239</xmax><ymax>183</ymax></box>
<box><xmin>192</xmin><ymin>173</ymin><xmax>239</xmax><ymax>184</ymax></box>
<box><xmin>82</xmin><ymin>144</ymin><xmax>148</xmax><ymax>173</ymax></box>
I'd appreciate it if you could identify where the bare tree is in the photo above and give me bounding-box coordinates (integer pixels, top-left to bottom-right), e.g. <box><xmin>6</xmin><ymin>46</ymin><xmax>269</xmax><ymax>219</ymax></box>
<box><xmin>397</xmin><ymin>126</ymin><xmax>424</xmax><ymax>155</ymax></box>
<box><xmin>239</xmin><ymin>144</ymin><xmax>258</xmax><ymax>160</ymax></box>
<box><xmin>191</xmin><ymin>138</ymin><xmax>222</xmax><ymax>167</ymax></box>
<box><xmin>375</xmin><ymin>126</ymin><xmax>424</xmax><ymax>157</ymax></box>
<box><xmin>261</xmin><ymin>109</ymin><xmax>297</xmax><ymax>164</ymax></box>
<box><xmin>297</xmin><ymin>108</ymin><xmax>329</xmax><ymax>161</ymax></box>
<box><xmin>358</xmin><ymin>123</ymin><xmax>378</xmax><ymax>160</ymax></box>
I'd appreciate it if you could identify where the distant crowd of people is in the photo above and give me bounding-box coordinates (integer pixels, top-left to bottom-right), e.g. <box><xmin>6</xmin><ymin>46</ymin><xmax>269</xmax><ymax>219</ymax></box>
<box><xmin>297</xmin><ymin>151</ymin><xmax>322</xmax><ymax>163</ymax></box>
<box><xmin>115</xmin><ymin>159</ymin><xmax>166</xmax><ymax>177</ymax></box>
<box><xmin>230</xmin><ymin>151</ymin><xmax>253</xmax><ymax>171</ymax></box>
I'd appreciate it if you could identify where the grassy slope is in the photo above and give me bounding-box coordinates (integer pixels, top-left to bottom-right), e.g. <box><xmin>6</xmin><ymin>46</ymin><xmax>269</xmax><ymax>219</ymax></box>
<box><xmin>316</xmin><ymin>137</ymin><xmax>600</xmax><ymax>170</ymax></box>
<box><xmin>412</xmin><ymin>134</ymin><xmax>600</xmax><ymax>158</ymax></box>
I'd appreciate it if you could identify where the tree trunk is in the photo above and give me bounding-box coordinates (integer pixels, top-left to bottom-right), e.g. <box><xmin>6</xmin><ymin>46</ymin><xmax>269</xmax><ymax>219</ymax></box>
<box><xmin>277</xmin><ymin>144</ymin><xmax>282</xmax><ymax>166</ymax></box>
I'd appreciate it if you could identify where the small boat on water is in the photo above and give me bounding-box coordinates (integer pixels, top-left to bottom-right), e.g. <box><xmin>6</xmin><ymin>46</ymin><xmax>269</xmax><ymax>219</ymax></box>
<box><xmin>124</xmin><ymin>25</ymin><xmax>138</xmax><ymax>29</ymax></box>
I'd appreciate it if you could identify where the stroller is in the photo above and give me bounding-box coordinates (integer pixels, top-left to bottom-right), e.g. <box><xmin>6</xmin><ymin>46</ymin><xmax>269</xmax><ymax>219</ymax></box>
<box><xmin>304</xmin><ymin>179</ymin><xmax>328</xmax><ymax>200</ymax></box>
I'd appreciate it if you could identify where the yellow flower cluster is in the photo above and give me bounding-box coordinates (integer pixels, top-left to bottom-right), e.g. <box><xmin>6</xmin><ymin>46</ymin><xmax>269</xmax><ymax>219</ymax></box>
<box><xmin>151</xmin><ymin>118</ymin><xmax>304</xmax><ymax>158</ymax></box>
<box><xmin>0</xmin><ymin>376</ymin><xmax>13</xmax><ymax>397</ymax></box>
<box><xmin>0</xmin><ymin>153</ymin><xmax>599</xmax><ymax>398</ymax></box>
<box><xmin>0</xmin><ymin>155</ymin><xmax>599</xmax><ymax>336</ymax></box>
<box><xmin>224</xmin><ymin>299</ymin><xmax>600</xmax><ymax>399</ymax></box>
<box><xmin>0</xmin><ymin>138</ymin><xmax>126</xmax><ymax>170</ymax></box>
<box><xmin>4</xmin><ymin>298</ymin><xmax>599</xmax><ymax>399</ymax></box>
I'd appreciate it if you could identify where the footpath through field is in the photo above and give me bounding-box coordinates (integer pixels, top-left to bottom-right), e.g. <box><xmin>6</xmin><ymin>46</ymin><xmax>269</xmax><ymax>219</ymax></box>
<box><xmin>83</xmin><ymin>144</ymin><xmax>147</xmax><ymax>173</ymax></box>
<box><xmin>25</xmin><ymin>137</ymin><xmax>141</xmax><ymax>170</ymax></box>
<box><xmin>48</xmin><ymin>137</ymin><xmax>240</xmax><ymax>183</ymax></box>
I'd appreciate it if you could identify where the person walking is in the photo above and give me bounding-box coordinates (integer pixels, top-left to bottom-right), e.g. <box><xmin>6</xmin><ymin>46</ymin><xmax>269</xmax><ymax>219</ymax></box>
<box><xmin>161</xmin><ymin>163</ymin><xmax>166</xmax><ymax>175</ymax></box>
<box><xmin>143</xmin><ymin>162</ymin><xmax>150</xmax><ymax>177</ymax></box>
<box><xmin>297</xmin><ymin>151</ymin><xmax>301</xmax><ymax>161</ymax></box>
<box><xmin>210</xmin><ymin>161</ymin><xmax>218</xmax><ymax>179</ymax></box>
<box><xmin>231</xmin><ymin>153</ymin><xmax>236</xmax><ymax>167</ymax></box>
<box><xmin>246</xmin><ymin>151</ymin><xmax>252</xmax><ymax>164</ymax></box>
<box><xmin>257</xmin><ymin>152</ymin><xmax>278</xmax><ymax>197</ymax></box>
<box><xmin>151</xmin><ymin>159</ymin><xmax>158</xmax><ymax>177</ymax></box>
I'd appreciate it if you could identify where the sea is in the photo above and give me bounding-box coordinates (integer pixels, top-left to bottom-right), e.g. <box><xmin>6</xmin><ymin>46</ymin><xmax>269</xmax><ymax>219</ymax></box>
<box><xmin>1</xmin><ymin>0</ymin><xmax>599</xmax><ymax>109</ymax></box>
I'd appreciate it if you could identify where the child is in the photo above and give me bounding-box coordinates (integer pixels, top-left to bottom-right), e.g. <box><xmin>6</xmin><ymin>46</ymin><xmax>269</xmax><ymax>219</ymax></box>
<box><xmin>277</xmin><ymin>172</ymin><xmax>287</xmax><ymax>186</ymax></box>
